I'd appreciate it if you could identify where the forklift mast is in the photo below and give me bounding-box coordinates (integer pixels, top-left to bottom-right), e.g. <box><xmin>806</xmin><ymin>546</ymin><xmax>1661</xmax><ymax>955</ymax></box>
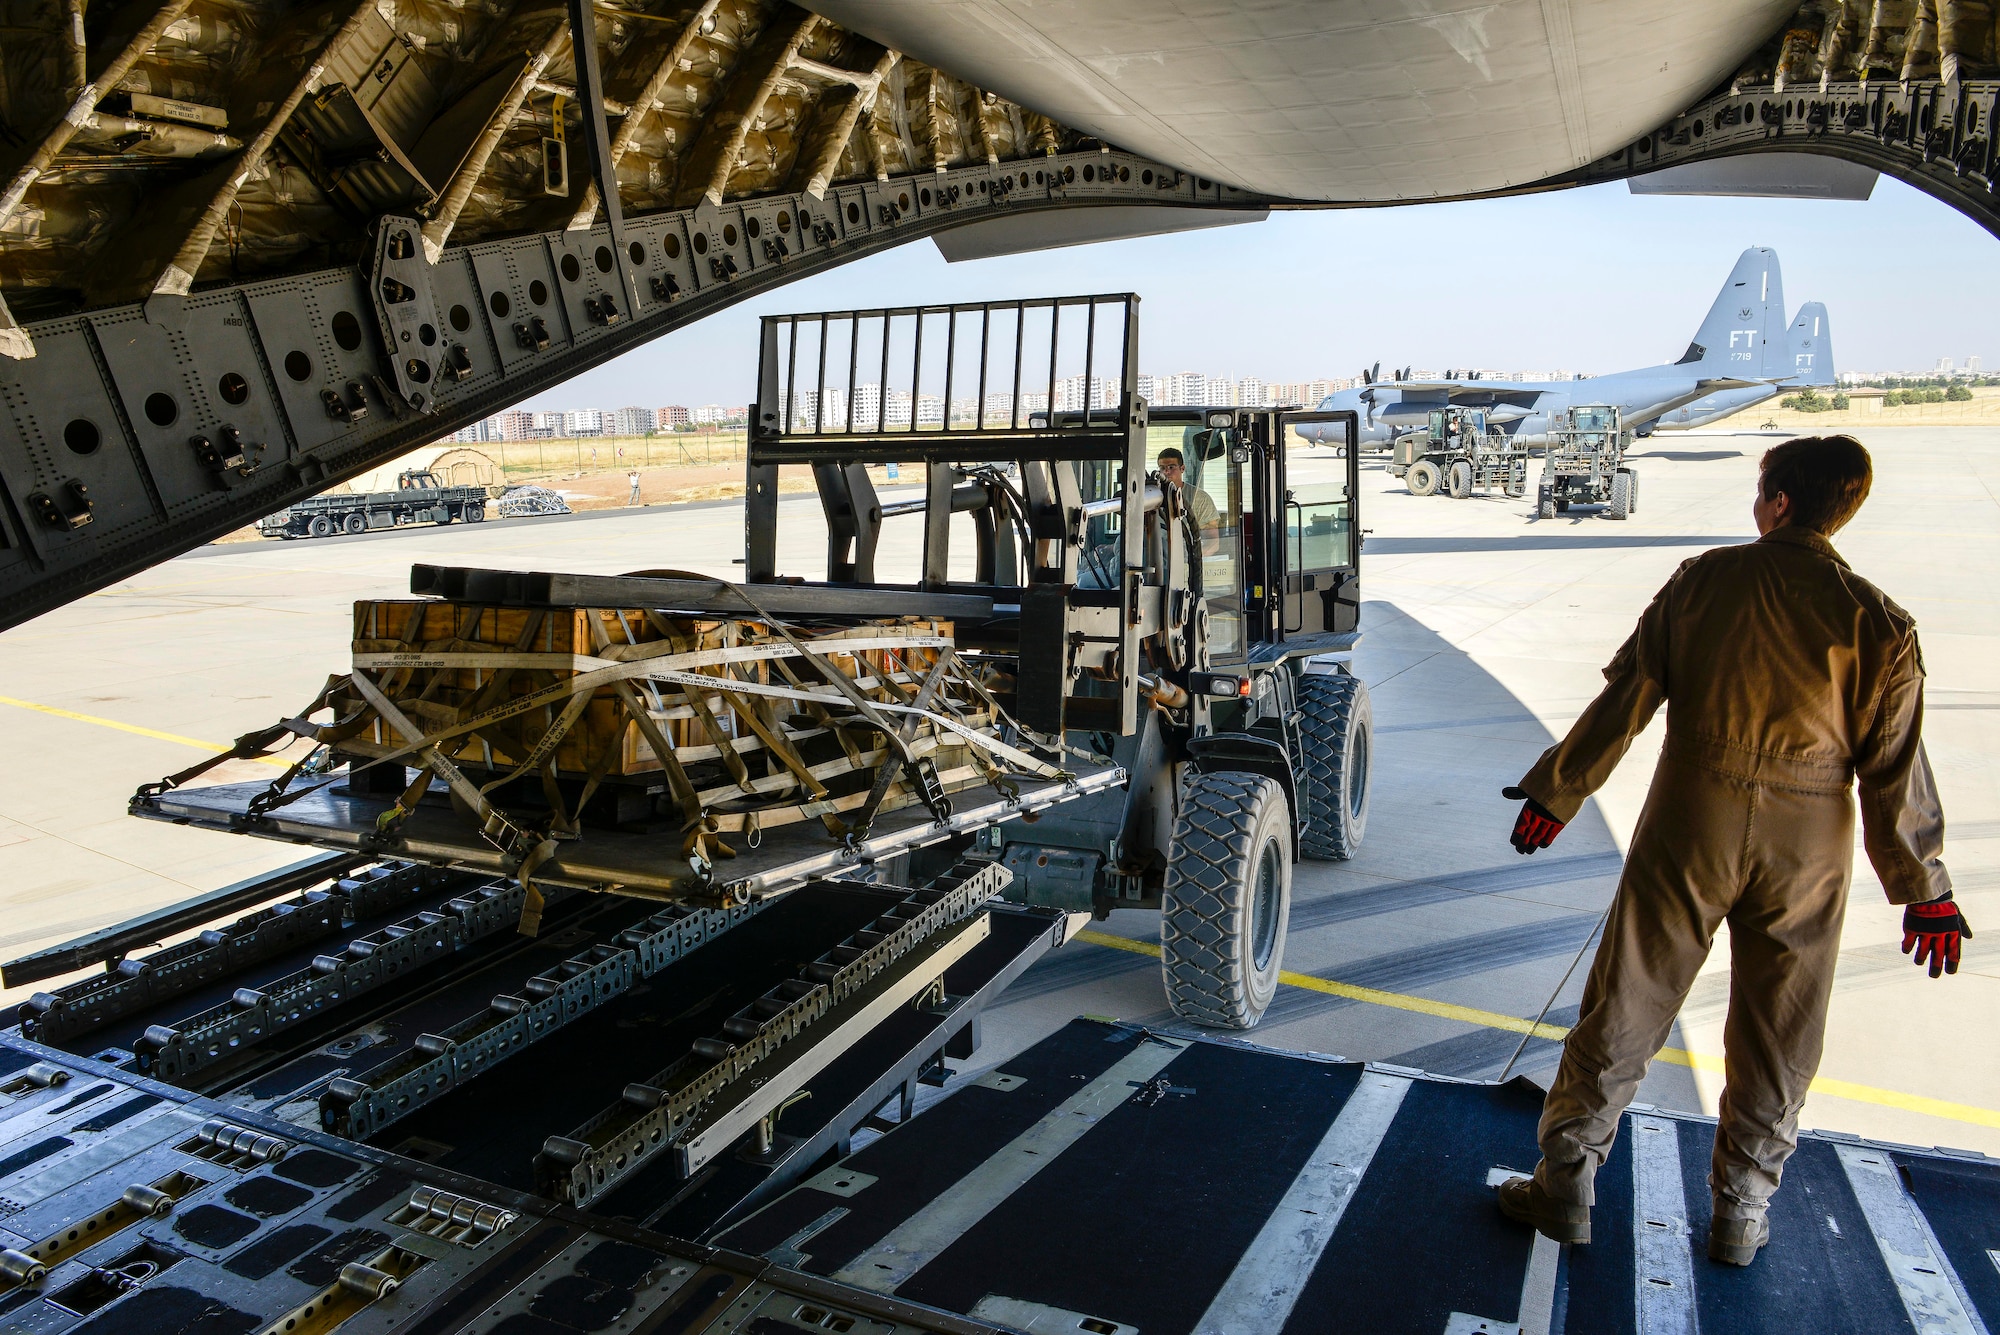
<box><xmin>748</xmin><ymin>295</ymin><xmax>1163</xmax><ymax>740</ymax></box>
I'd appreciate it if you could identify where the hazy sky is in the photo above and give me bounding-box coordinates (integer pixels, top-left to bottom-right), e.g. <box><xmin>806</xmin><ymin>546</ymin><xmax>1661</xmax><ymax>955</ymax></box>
<box><xmin>517</xmin><ymin>174</ymin><xmax>1998</xmax><ymax>412</ymax></box>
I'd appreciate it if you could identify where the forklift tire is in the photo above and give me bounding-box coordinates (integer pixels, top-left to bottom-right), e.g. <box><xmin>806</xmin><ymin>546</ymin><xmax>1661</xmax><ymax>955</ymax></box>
<box><xmin>1624</xmin><ymin>469</ymin><xmax>1639</xmax><ymax>515</ymax></box>
<box><xmin>1407</xmin><ymin>460</ymin><xmax>1441</xmax><ymax>496</ymax></box>
<box><xmin>1296</xmin><ymin>672</ymin><xmax>1372</xmax><ymax>861</ymax></box>
<box><xmin>1161</xmin><ymin>772</ymin><xmax>1293</xmax><ymax>1030</ymax></box>
<box><xmin>1537</xmin><ymin>488</ymin><xmax>1556</xmax><ymax>520</ymax></box>
<box><xmin>1447</xmin><ymin>460</ymin><xmax>1472</xmax><ymax>499</ymax></box>
<box><xmin>1609</xmin><ymin>469</ymin><xmax>1633</xmax><ymax>521</ymax></box>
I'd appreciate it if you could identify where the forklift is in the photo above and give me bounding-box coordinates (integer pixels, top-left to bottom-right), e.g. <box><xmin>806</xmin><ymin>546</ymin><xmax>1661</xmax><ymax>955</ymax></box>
<box><xmin>744</xmin><ymin>293</ymin><xmax>1373</xmax><ymax>1030</ymax></box>
<box><xmin>1390</xmin><ymin>405</ymin><xmax>1530</xmax><ymax>499</ymax></box>
<box><xmin>1538</xmin><ymin>402</ymin><xmax>1638</xmax><ymax>519</ymax></box>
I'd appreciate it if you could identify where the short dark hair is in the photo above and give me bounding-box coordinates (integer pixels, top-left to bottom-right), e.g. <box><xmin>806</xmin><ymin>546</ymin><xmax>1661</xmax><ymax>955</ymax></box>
<box><xmin>1158</xmin><ymin>447</ymin><xmax>1184</xmax><ymax>464</ymax></box>
<box><xmin>1760</xmin><ymin>435</ymin><xmax>1873</xmax><ymax>535</ymax></box>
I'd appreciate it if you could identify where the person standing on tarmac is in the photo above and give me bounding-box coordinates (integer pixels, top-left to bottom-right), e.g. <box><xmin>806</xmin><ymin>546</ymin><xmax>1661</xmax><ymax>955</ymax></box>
<box><xmin>1494</xmin><ymin>435</ymin><xmax>1969</xmax><ymax>1267</ymax></box>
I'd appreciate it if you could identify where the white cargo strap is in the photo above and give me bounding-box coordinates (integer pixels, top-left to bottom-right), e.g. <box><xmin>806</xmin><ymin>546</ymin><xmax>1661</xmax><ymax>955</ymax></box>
<box><xmin>349</xmin><ymin>670</ymin><xmax>560</xmax><ymax>932</ymax></box>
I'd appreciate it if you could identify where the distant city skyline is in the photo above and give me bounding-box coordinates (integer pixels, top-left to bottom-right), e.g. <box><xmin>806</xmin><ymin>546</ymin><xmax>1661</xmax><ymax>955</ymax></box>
<box><xmin>506</xmin><ymin>175</ymin><xmax>1996</xmax><ymax>417</ymax></box>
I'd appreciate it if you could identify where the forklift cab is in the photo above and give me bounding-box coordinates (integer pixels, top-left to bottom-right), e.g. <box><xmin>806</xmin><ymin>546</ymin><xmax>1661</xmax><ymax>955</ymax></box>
<box><xmin>1130</xmin><ymin>407</ymin><xmax>1360</xmax><ymax>666</ymax></box>
<box><xmin>1426</xmin><ymin>406</ymin><xmax>1487</xmax><ymax>447</ymax></box>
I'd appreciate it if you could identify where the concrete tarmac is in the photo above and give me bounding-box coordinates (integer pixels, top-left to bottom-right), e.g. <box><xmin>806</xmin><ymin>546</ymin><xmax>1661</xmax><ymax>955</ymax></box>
<box><xmin>0</xmin><ymin>426</ymin><xmax>1993</xmax><ymax>1156</ymax></box>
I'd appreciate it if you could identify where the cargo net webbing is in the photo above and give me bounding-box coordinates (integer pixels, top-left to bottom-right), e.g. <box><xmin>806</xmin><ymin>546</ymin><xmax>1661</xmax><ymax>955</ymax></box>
<box><xmin>136</xmin><ymin>583</ymin><xmax>1062</xmax><ymax>932</ymax></box>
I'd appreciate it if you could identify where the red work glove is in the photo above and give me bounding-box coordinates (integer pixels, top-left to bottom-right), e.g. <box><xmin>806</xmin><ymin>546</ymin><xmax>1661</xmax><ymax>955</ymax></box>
<box><xmin>1502</xmin><ymin>786</ymin><xmax>1563</xmax><ymax>855</ymax></box>
<box><xmin>1902</xmin><ymin>892</ymin><xmax>1972</xmax><ymax>979</ymax></box>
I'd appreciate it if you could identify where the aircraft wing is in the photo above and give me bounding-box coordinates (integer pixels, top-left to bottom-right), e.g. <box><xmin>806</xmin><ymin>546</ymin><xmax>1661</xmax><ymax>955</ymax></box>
<box><xmin>1624</xmin><ymin>377</ymin><xmax>1770</xmax><ymax>426</ymax></box>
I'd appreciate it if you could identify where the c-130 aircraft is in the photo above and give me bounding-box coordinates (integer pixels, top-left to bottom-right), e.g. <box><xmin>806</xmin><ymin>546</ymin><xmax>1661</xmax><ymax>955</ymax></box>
<box><xmin>1296</xmin><ymin>247</ymin><xmax>1835</xmax><ymax>448</ymax></box>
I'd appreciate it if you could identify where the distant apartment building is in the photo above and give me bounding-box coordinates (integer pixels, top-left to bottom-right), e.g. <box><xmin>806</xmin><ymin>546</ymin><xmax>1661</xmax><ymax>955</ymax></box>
<box><xmin>795</xmin><ymin>388</ymin><xmax>848</xmax><ymax>430</ymax></box>
<box><xmin>1054</xmin><ymin>374</ymin><xmax>1115</xmax><ymax>412</ymax></box>
<box><xmin>1967</xmin><ymin>356</ymin><xmax>1983</xmax><ymax>374</ymax></box>
<box><xmin>692</xmin><ymin>404</ymin><xmax>731</xmax><ymax>424</ymax></box>
<box><xmin>657</xmin><ymin>405</ymin><xmax>690</xmax><ymax>427</ymax></box>
<box><xmin>607</xmin><ymin>406</ymin><xmax>652</xmax><ymax>436</ymax></box>
<box><xmin>1936</xmin><ymin>356</ymin><xmax>1955</xmax><ymax>374</ymax></box>
<box><xmin>1268</xmin><ymin>380</ymin><xmax>1335</xmax><ymax>407</ymax></box>
<box><xmin>1161</xmin><ymin>372</ymin><xmax>1205</xmax><ymax>406</ymax></box>
<box><xmin>450</xmin><ymin>415</ymin><xmax>503</xmax><ymax>443</ymax></box>
<box><xmin>496</xmin><ymin>410</ymin><xmax>537</xmax><ymax>441</ymax></box>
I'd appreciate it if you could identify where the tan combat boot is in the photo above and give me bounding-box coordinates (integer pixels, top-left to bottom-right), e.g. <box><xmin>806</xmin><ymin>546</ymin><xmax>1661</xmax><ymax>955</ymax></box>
<box><xmin>1708</xmin><ymin>1214</ymin><xmax>1771</xmax><ymax>1266</ymax></box>
<box><xmin>1496</xmin><ymin>1175</ymin><xmax>1592</xmax><ymax>1245</ymax></box>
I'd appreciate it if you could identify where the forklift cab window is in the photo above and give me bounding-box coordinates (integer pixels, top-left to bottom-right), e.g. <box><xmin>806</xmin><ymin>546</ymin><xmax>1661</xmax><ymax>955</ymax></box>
<box><xmin>1176</xmin><ymin>428</ymin><xmax>1244</xmax><ymax>662</ymax></box>
<box><xmin>1284</xmin><ymin>431</ymin><xmax>1353</xmax><ymax>571</ymax></box>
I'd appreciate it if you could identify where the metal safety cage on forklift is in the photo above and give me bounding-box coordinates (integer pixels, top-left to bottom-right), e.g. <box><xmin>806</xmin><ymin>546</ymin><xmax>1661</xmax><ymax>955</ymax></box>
<box><xmin>746</xmin><ymin>297</ymin><xmax>1374</xmax><ymax>1027</ymax></box>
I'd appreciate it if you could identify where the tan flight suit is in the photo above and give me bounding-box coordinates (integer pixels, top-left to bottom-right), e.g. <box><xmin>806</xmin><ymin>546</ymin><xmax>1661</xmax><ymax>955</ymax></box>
<box><xmin>1516</xmin><ymin>526</ymin><xmax>1950</xmax><ymax>1221</ymax></box>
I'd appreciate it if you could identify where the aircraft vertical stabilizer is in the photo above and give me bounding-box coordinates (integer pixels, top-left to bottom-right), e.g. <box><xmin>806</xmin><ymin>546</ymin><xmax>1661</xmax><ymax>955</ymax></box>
<box><xmin>1674</xmin><ymin>246</ymin><xmax>1788</xmax><ymax>381</ymax></box>
<box><xmin>1786</xmin><ymin>301</ymin><xmax>1834</xmax><ymax>385</ymax></box>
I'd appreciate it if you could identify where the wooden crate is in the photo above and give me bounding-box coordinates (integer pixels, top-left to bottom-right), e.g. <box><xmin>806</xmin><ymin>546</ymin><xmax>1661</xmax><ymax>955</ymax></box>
<box><xmin>339</xmin><ymin>599</ymin><xmax>985</xmax><ymax>834</ymax></box>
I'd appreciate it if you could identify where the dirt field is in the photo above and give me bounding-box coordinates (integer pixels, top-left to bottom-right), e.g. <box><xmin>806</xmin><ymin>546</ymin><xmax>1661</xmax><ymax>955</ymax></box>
<box><xmin>1731</xmin><ymin>384</ymin><xmax>2000</xmax><ymax>432</ymax></box>
<box><xmin>214</xmin><ymin>439</ymin><xmax>894</xmax><ymax>542</ymax></box>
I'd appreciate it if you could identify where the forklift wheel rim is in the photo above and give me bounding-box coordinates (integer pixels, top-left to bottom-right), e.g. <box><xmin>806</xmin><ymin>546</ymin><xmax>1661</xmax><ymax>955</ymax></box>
<box><xmin>1348</xmin><ymin>721</ymin><xmax>1371</xmax><ymax>820</ymax></box>
<box><xmin>1251</xmin><ymin>837</ymin><xmax>1283</xmax><ymax>972</ymax></box>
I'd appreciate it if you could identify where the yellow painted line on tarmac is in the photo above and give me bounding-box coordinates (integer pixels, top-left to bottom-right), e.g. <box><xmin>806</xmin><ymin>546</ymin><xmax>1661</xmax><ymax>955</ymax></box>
<box><xmin>0</xmin><ymin>695</ymin><xmax>292</xmax><ymax>768</ymax></box>
<box><xmin>1078</xmin><ymin>930</ymin><xmax>2000</xmax><ymax>1131</ymax></box>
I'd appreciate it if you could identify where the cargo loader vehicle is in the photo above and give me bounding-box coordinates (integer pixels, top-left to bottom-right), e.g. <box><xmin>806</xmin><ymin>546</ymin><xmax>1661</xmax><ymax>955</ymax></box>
<box><xmin>1537</xmin><ymin>404</ymin><xmax>1638</xmax><ymax>520</ymax></box>
<box><xmin>1389</xmin><ymin>406</ymin><xmax>1530</xmax><ymax>500</ymax></box>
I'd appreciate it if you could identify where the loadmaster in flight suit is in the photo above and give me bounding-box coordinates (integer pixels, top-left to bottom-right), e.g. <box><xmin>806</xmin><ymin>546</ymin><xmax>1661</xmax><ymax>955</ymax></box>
<box><xmin>1494</xmin><ymin>435</ymin><xmax>1969</xmax><ymax>1268</ymax></box>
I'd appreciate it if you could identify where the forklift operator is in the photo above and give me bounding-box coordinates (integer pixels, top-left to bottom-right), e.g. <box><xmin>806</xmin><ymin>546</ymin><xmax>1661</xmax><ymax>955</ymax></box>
<box><xmin>1157</xmin><ymin>447</ymin><xmax>1220</xmax><ymax>554</ymax></box>
<box><xmin>1494</xmin><ymin>435</ymin><xmax>1967</xmax><ymax>1267</ymax></box>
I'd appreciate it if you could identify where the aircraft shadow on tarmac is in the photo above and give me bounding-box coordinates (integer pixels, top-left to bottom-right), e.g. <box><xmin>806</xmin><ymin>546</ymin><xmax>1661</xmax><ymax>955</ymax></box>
<box><xmin>1365</xmin><ymin>533</ymin><xmax>1751</xmax><ymax>555</ymax></box>
<box><xmin>984</xmin><ymin>601</ymin><xmax>1707</xmax><ymax>1111</ymax></box>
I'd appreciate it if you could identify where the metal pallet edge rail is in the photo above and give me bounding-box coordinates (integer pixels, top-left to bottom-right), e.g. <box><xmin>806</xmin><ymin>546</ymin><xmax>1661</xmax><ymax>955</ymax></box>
<box><xmin>320</xmin><ymin>897</ymin><xmax>757</xmax><ymax>1139</ymax></box>
<box><xmin>321</xmin><ymin>943</ymin><xmax>635</xmax><ymax>1140</ymax></box>
<box><xmin>17</xmin><ymin>861</ymin><xmax>469</xmax><ymax>1045</ymax></box>
<box><xmin>537</xmin><ymin>859</ymin><xmax>1008</xmax><ymax>1207</ymax></box>
<box><xmin>132</xmin><ymin>877</ymin><xmax>571</xmax><ymax>1080</ymax></box>
<box><xmin>21</xmin><ymin>891</ymin><xmax>343</xmax><ymax>1044</ymax></box>
<box><xmin>0</xmin><ymin>150</ymin><xmax>1270</xmax><ymax>634</ymax></box>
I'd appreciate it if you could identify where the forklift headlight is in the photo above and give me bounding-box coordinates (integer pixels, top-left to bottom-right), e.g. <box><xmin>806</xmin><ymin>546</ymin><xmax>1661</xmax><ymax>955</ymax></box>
<box><xmin>1188</xmin><ymin>672</ymin><xmax>1250</xmax><ymax>699</ymax></box>
<box><xmin>1206</xmin><ymin>411</ymin><xmax>1233</xmax><ymax>428</ymax></box>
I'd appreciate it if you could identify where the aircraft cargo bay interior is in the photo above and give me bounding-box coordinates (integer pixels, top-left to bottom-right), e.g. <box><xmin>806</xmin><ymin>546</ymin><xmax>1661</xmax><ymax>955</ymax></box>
<box><xmin>0</xmin><ymin>2</ymin><xmax>1996</xmax><ymax>1334</ymax></box>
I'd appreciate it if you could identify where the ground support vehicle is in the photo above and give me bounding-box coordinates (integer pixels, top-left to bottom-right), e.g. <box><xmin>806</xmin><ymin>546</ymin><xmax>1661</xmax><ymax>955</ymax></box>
<box><xmin>259</xmin><ymin>469</ymin><xmax>488</xmax><ymax>538</ymax></box>
<box><xmin>1389</xmin><ymin>407</ymin><xmax>1530</xmax><ymax>499</ymax></box>
<box><xmin>1539</xmin><ymin>404</ymin><xmax>1638</xmax><ymax>519</ymax></box>
<box><xmin>138</xmin><ymin>293</ymin><xmax>1373</xmax><ymax>1035</ymax></box>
